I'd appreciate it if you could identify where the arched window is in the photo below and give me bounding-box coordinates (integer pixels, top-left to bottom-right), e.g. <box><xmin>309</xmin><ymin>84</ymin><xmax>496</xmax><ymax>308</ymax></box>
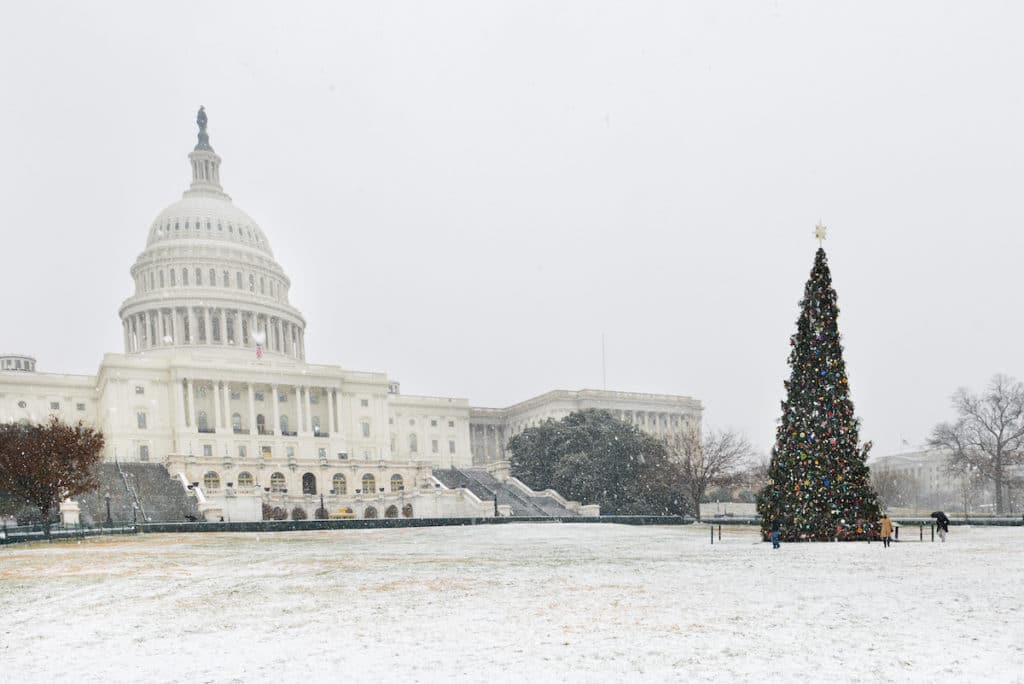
<box><xmin>390</xmin><ymin>474</ymin><xmax>404</xmax><ymax>492</ymax></box>
<box><xmin>209</xmin><ymin>268</ymin><xmax>216</xmax><ymax>286</ymax></box>
<box><xmin>195</xmin><ymin>268</ymin><xmax>202</xmax><ymax>286</ymax></box>
<box><xmin>237</xmin><ymin>471</ymin><xmax>254</xmax><ymax>488</ymax></box>
<box><xmin>364</xmin><ymin>506</ymin><xmax>378</xmax><ymax>519</ymax></box>
<box><xmin>409</xmin><ymin>434</ymin><xmax>418</xmax><ymax>453</ymax></box>
<box><xmin>169</xmin><ymin>269</ymin><xmax>176</xmax><ymax>286</ymax></box>
<box><xmin>260</xmin><ymin>276</ymin><xmax>265</xmax><ymax>294</ymax></box>
<box><xmin>280</xmin><ymin>415</ymin><xmax>290</xmax><ymax>435</ymax></box>
<box><xmin>249</xmin><ymin>274</ymin><xmax>255</xmax><ymax>292</ymax></box>
<box><xmin>311</xmin><ymin>416</ymin><xmax>321</xmax><ymax>435</ymax></box>
<box><xmin>270</xmin><ymin>472</ymin><xmax>286</xmax><ymax>492</ymax></box>
<box><xmin>302</xmin><ymin>473</ymin><xmax>317</xmax><ymax>495</ymax></box>
<box><xmin>203</xmin><ymin>471</ymin><xmax>220</xmax><ymax>490</ymax></box>
<box><xmin>361</xmin><ymin>474</ymin><xmax>376</xmax><ymax>494</ymax></box>
<box><xmin>232</xmin><ymin>413</ymin><xmax>242</xmax><ymax>433</ymax></box>
<box><xmin>222</xmin><ymin>271</ymin><xmax>229</xmax><ymax>287</ymax></box>
<box><xmin>332</xmin><ymin>474</ymin><xmax>346</xmax><ymax>495</ymax></box>
<box><xmin>197</xmin><ymin>410</ymin><xmax>209</xmax><ymax>432</ymax></box>
<box><xmin>402</xmin><ymin>503</ymin><xmax>414</xmax><ymax>518</ymax></box>
<box><xmin>256</xmin><ymin>414</ymin><xmax>266</xmax><ymax>435</ymax></box>
<box><xmin>384</xmin><ymin>505</ymin><xmax>399</xmax><ymax>518</ymax></box>
<box><xmin>182</xmin><ymin>268</ymin><xmax>189</xmax><ymax>286</ymax></box>
<box><xmin>159</xmin><ymin>270</ymin><xmax>165</xmax><ymax>288</ymax></box>
<box><xmin>236</xmin><ymin>272</ymin><xmax>242</xmax><ymax>289</ymax></box>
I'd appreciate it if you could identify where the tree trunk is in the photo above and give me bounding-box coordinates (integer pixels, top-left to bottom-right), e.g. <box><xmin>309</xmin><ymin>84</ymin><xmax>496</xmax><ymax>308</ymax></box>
<box><xmin>40</xmin><ymin>503</ymin><xmax>52</xmax><ymax>540</ymax></box>
<box><xmin>994</xmin><ymin>466</ymin><xmax>1004</xmax><ymax>516</ymax></box>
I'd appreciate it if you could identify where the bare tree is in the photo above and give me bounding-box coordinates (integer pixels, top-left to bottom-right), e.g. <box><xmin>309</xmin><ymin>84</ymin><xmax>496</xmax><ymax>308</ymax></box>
<box><xmin>0</xmin><ymin>418</ymin><xmax>105</xmax><ymax>537</ymax></box>
<box><xmin>664</xmin><ymin>428</ymin><xmax>754</xmax><ymax>521</ymax></box>
<box><xmin>928</xmin><ymin>374</ymin><xmax>1024</xmax><ymax>515</ymax></box>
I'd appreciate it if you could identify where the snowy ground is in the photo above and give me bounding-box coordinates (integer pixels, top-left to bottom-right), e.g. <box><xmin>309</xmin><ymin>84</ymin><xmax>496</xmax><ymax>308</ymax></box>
<box><xmin>1</xmin><ymin>524</ymin><xmax>1022</xmax><ymax>683</ymax></box>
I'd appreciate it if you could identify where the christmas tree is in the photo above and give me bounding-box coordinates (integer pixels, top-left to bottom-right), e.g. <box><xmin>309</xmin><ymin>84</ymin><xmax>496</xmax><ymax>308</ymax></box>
<box><xmin>757</xmin><ymin>234</ymin><xmax>880</xmax><ymax>541</ymax></box>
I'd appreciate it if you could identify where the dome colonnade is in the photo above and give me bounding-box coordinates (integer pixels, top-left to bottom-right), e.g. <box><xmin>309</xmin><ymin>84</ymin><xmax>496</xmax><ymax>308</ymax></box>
<box><xmin>118</xmin><ymin>106</ymin><xmax>306</xmax><ymax>359</ymax></box>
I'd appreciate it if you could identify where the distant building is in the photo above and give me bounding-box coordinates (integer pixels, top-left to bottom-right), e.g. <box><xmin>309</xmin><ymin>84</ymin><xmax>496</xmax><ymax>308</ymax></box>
<box><xmin>0</xmin><ymin>109</ymin><xmax>701</xmax><ymax>522</ymax></box>
<box><xmin>470</xmin><ymin>389</ymin><xmax>702</xmax><ymax>465</ymax></box>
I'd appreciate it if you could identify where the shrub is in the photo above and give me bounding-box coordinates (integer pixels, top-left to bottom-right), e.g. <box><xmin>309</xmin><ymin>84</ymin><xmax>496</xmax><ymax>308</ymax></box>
<box><xmin>262</xmin><ymin>502</ymin><xmax>274</xmax><ymax>520</ymax></box>
<box><xmin>291</xmin><ymin>506</ymin><xmax>308</xmax><ymax>520</ymax></box>
<box><xmin>271</xmin><ymin>506</ymin><xmax>287</xmax><ymax>520</ymax></box>
<box><xmin>314</xmin><ymin>507</ymin><xmax>329</xmax><ymax>520</ymax></box>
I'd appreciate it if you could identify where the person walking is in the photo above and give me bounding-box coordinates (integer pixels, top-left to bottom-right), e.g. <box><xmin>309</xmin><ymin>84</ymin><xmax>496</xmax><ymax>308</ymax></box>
<box><xmin>879</xmin><ymin>513</ymin><xmax>894</xmax><ymax>548</ymax></box>
<box><xmin>934</xmin><ymin>511</ymin><xmax>950</xmax><ymax>542</ymax></box>
<box><xmin>771</xmin><ymin>518</ymin><xmax>781</xmax><ymax>549</ymax></box>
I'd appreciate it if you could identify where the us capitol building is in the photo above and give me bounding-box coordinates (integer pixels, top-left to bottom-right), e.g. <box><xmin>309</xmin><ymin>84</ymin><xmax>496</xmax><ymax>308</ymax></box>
<box><xmin>0</xmin><ymin>109</ymin><xmax>702</xmax><ymax>522</ymax></box>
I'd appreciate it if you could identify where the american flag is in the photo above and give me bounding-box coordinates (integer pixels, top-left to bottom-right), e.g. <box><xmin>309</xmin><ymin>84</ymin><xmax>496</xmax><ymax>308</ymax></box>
<box><xmin>255</xmin><ymin>344</ymin><xmax>263</xmax><ymax>360</ymax></box>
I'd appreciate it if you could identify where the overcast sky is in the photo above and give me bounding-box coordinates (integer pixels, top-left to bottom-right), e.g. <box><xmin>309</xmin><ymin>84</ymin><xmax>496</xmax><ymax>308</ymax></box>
<box><xmin>1</xmin><ymin>2</ymin><xmax>1022</xmax><ymax>458</ymax></box>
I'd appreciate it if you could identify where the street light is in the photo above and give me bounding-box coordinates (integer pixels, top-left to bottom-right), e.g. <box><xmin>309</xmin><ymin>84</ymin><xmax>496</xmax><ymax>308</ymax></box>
<box><xmin>104</xmin><ymin>494</ymin><xmax>112</xmax><ymax>526</ymax></box>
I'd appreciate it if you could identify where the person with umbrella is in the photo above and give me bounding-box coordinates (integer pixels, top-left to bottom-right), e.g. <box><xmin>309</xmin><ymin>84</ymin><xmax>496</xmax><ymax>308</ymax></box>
<box><xmin>931</xmin><ymin>511</ymin><xmax>950</xmax><ymax>542</ymax></box>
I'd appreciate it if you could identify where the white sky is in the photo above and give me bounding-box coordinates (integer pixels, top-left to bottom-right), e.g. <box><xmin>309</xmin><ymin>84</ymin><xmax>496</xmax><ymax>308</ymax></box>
<box><xmin>1</xmin><ymin>2</ymin><xmax>1022</xmax><ymax>457</ymax></box>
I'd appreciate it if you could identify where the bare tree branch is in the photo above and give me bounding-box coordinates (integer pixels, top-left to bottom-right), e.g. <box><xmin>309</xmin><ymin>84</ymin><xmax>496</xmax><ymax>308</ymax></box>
<box><xmin>664</xmin><ymin>428</ymin><xmax>755</xmax><ymax>521</ymax></box>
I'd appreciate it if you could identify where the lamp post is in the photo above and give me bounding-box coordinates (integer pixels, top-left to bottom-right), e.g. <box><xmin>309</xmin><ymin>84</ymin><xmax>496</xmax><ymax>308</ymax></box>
<box><xmin>320</xmin><ymin>492</ymin><xmax>325</xmax><ymax>519</ymax></box>
<box><xmin>104</xmin><ymin>494</ymin><xmax>112</xmax><ymax>527</ymax></box>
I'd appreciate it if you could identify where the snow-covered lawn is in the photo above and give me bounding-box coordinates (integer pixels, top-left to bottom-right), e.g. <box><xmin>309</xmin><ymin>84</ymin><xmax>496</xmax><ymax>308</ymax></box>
<box><xmin>1</xmin><ymin>524</ymin><xmax>1021</xmax><ymax>683</ymax></box>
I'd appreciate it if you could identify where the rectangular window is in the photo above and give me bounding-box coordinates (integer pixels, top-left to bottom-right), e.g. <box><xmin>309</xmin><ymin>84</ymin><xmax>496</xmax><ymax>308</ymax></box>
<box><xmin>431</xmin><ymin>440</ymin><xmax>439</xmax><ymax>454</ymax></box>
<box><xmin>309</xmin><ymin>393</ymin><xmax>319</xmax><ymax>404</ymax></box>
<box><xmin>449</xmin><ymin>440</ymin><xmax>456</xmax><ymax>454</ymax></box>
<box><xmin>360</xmin><ymin>399</ymin><xmax>369</xmax><ymax>407</ymax></box>
<box><xmin>203</xmin><ymin>444</ymin><xmax>213</xmax><ymax>457</ymax></box>
<box><xmin>137</xmin><ymin>412</ymin><xmax>147</xmax><ymax>429</ymax></box>
<box><xmin>286</xmin><ymin>447</ymin><xmax>295</xmax><ymax>459</ymax></box>
<box><xmin>361</xmin><ymin>421</ymin><xmax>371</xmax><ymax>438</ymax></box>
<box><xmin>261</xmin><ymin>446</ymin><xmax>272</xmax><ymax>459</ymax></box>
<box><xmin>238</xmin><ymin>445</ymin><xmax>247</xmax><ymax>458</ymax></box>
<box><xmin>318</xmin><ymin>447</ymin><xmax>326</xmax><ymax>459</ymax></box>
<box><xmin>254</xmin><ymin>392</ymin><xmax>264</xmax><ymax>402</ymax></box>
<box><xmin>139</xmin><ymin>445</ymin><xmax>150</xmax><ymax>461</ymax></box>
<box><xmin>230</xmin><ymin>390</ymin><xmax>240</xmax><ymax>400</ymax></box>
<box><xmin>279</xmin><ymin>393</ymin><xmax>287</xmax><ymax>403</ymax></box>
<box><xmin>448</xmin><ymin>420</ymin><xmax>455</xmax><ymax>428</ymax></box>
<box><xmin>135</xmin><ymin>385</ymin><xmax>145</xmax><ymax>395</ymax></box>
<box><xmin>337</xmin><ymin>452</ymin><xmax>348</xmax><ymax>460</ymax></box>
<box><xmin>50</xmin><ymin>401</ymin><xmax>60</xmax><ymax>410</ymax></box>
<box><xmin>431</xmin><ymin>420</ymin><xmax>437</xmax><ymax>427</ymax></box>
<box><xmin>77</xmin><ymin>403</ymin><xmax>86</xmax><ymax>411</ymax></box>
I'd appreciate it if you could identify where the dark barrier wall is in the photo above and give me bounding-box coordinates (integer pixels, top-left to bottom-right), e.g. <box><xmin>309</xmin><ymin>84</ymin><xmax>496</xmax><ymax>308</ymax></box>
<box><xmin>141</xmin><ymin>515</ymin><xmax>692</xmax><ymax>534</ymax></box>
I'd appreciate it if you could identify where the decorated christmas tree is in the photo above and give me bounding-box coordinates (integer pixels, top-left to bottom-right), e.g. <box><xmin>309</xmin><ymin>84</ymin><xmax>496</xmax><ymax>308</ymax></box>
<box><xmin>757</xmin><ymin>229</ymin><xmax>880</xmax><ymax>541</ymax></box>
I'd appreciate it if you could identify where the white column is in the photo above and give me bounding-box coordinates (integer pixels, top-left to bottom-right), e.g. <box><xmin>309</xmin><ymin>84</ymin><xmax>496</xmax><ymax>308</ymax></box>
<box><xmin>275</xmin><ymin>318</ymin><xmax>283</xmax><ymax>352</ymax></box>
<box><xmin>203</xmin><ymin>307</ymin><xmax>212</xmax><ymax>344</ymax></box>
<box><xmin>295</xmin><ymin>386</ymin><xmax>305</xmax><ymax>435</ymax></box>
<box><xmin>123</xmin><ymin>320</ymin><xmax>130</xmax><ymax>353</ymax></box>
<box><xmin>174</xmin><ymin>379</ymin><xmax>187</xmax><ymax>431</ymax></box>
<box><xmin>186</xmin><ymin>379</ymin><xmax>195</xmax><ymax>429</ymax></box>
<box><xmin>170</xmin><ymin>308</ymin><xmax>179</xmax><ymax>345</ymax></box>
<box><xmin>250</xmin><ymin>312</ymin><xmax>258</xmax><ymax>347</ymax></box>
<box><xmin>281</xmin><ymin>321</ymin><xmax>290</xmax><ymax>356</ymax></box>
<box><xmin>304</xmin><ymin>386</ymin><xmax>313</xmax><ymax>433</ymax></box>
<box><xmin>272</xmin><ymin>384</ymin><xmax>280</xmax><ymax>436</ymax></box>
<box><xmin>220</xmin><ymin>308</ymin><xmax>229</xmax><ymax>345</ymax></box>
<box><xmin>248</xmin><ymin>383</ymin><xmax>257</xmax><ymax>434</ymax></box>
<box><xmin>223</xmin><ymin>382</ymin><xmax>232</xmax><ymax>431</ymax></box>
<box><xmin>212</xmin><ymin>380</ymin><xmax>222</xmax><ymax>433</ymax></box>
<box><xmin>298</xmin><ymin>329</ymin><xmax>304</xmax><ymax>359</ymax></box>
<box><xmin>236</xmin><ymin>309</ymin><xmax>243</xmax><ymax>345</ymax></box>
<box><xmin>188</xmin><ymin>307</ymin><xmax>197</xmax><ymax>344</ymax></box>
<box><xmin>327</xmin><ymin>388</ymin><xmax>336</xmax><ymax>435</ymax></box>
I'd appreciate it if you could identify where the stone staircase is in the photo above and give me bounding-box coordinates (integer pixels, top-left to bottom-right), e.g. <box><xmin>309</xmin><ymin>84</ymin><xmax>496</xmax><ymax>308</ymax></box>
<box><xmin>75</xmin><ymin>463</ymin><xmax>200</xmax><ymax>525</ymax></box>
<box><xmin>432</xmin><ymin>467</ymin><xmax>578</xmax><ymax>517</ymax></box>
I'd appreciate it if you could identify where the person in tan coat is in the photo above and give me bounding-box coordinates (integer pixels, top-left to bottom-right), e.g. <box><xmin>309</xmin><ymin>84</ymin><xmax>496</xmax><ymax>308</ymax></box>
<box><xmin>879</xmin><ymin>514</ymin><xmax>894</xmax><ymax>548</ymax></box>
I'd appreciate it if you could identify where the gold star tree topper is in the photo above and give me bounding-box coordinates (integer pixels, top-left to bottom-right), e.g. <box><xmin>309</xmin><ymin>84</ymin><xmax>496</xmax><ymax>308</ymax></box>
<box><xmin>815</xmin><ymin>222</ymin><xmax>827</xmax><ymax>246</ymax></box>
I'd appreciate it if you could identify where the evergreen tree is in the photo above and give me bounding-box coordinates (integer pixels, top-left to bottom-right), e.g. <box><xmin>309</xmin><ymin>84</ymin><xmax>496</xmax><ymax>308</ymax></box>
<box><xmin>757</xmin><ymin>247</ymin><xmax>880</xmax><ymax>541</ymax></box>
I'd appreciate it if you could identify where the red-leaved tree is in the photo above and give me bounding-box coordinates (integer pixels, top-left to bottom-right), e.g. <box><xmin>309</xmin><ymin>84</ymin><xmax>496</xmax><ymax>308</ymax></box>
<box><xmin>0</xmin><ymin>418</ymin><xmax>105</xmax><ymax>537</ymax></box>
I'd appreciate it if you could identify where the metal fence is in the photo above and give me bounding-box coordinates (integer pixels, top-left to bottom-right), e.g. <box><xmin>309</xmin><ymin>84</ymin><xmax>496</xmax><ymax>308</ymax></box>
<box><xmin>0</xmin><ymin>521</ymin><xmax>139</xmax><ymax>545</ymax></box>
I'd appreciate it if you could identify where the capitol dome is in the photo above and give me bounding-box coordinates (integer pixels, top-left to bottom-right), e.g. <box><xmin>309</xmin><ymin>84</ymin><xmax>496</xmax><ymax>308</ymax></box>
<box><xmin>119</xmin><ymin>107</ymin><xmax>306</xmax><ymax>359</ymax></box>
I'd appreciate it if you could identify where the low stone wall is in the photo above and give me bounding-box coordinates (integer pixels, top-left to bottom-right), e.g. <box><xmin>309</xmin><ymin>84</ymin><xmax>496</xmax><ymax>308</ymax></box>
<box><xmin>141</xmin><ymin>515</ymin><xmax>691</xmax><ymax>534</ymax></box>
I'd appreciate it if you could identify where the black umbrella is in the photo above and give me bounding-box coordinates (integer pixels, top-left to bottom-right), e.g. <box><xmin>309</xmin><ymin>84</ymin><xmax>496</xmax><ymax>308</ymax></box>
<box><xmin>930</xmin><ymin>511</ymin><xmax>949</xmax><ymax>522</ymax></box>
